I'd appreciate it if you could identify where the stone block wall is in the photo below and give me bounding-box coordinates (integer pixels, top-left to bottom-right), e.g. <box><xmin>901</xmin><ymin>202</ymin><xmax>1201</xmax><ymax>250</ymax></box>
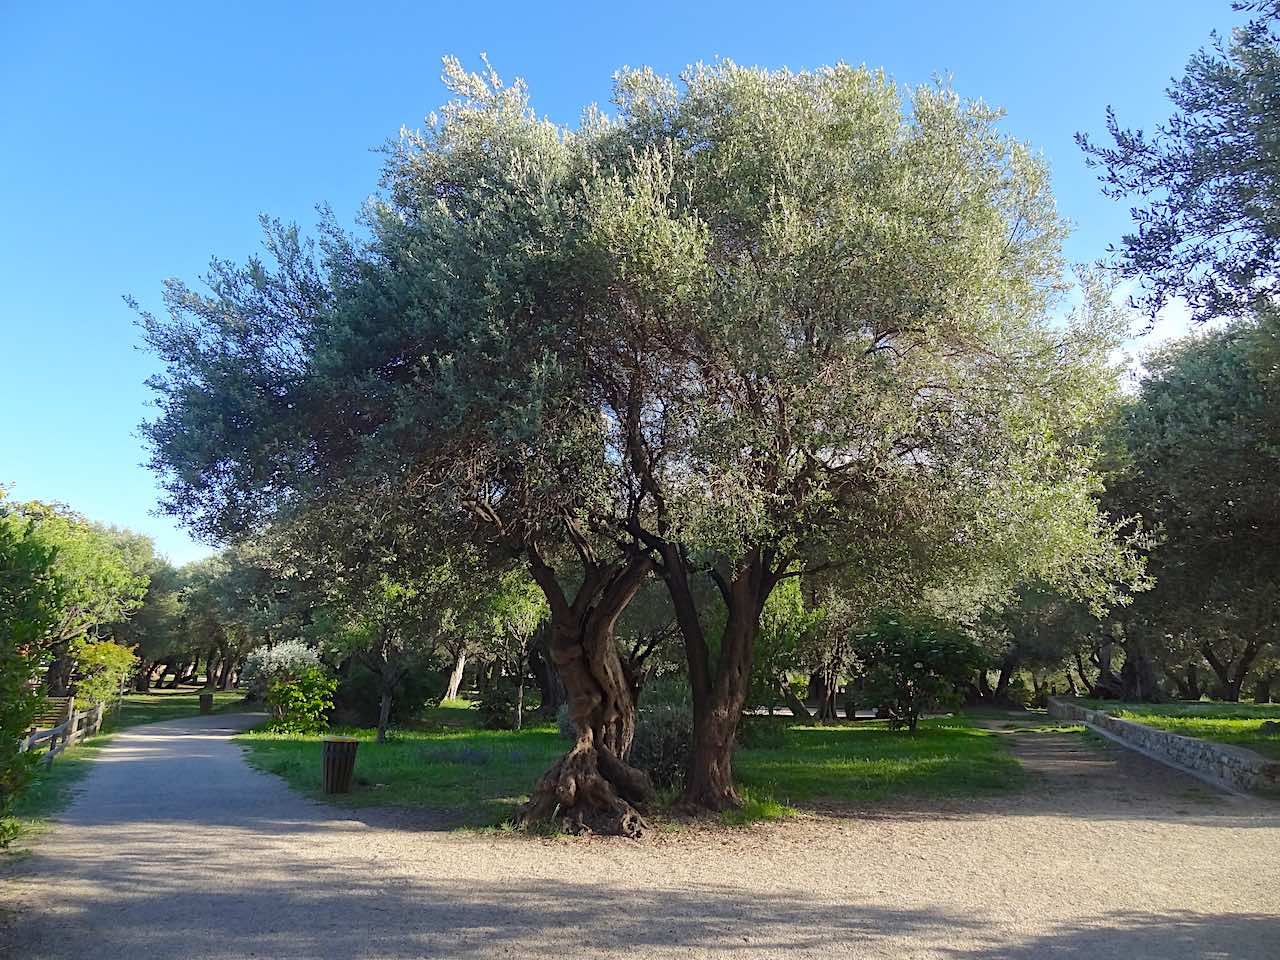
<box><xmin>1046</xmin><ymin>697</ymin><xmax>1280</xmax><ymax>796</ymax></box>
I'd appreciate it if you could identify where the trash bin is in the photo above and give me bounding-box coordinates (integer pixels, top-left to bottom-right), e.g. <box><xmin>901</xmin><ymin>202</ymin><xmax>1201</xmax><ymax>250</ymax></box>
<box><xmin>322</xmin><ymin>736</ymin><xmax>359</xmax><ymax>794</ymax></box>
<box><xmin>199</xmin><ymin>692</ymin><xmax>214</xmax><ymax>714</ymax></box>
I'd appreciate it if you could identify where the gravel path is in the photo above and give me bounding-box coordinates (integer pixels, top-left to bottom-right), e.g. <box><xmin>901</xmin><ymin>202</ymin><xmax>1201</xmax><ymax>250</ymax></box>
<box><xmin>2</xmin><ymin>713</ymin><xmax>1277</xmax><ymax>960</ymax></box>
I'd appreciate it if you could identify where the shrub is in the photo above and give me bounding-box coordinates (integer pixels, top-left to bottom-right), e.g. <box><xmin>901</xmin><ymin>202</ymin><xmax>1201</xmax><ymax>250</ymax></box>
<box><xmin>854</xmin><ymin>614</ymin><xmax>986</xmax><ymax>731</ymax></box>
<box><xmin>477</xmin><ymin>680</ymin><xmax>520</xmax><ymax>730</ymax></box>
<box><xmin>1</xmin><ymin>507</ymin><xmax>60</xmax><ymax>844</ymax></box>
<box><xmin>242</xmin><ymin>641</ymin><xmax>320</xmax><ymax>701</ymax></box>
<box><xmin>333</xmin><ymin>659</ymin><xmax>444</xmax><ymax>727</ymax></box>
<box><xmin>73</xmin><ymin>640</ymin><xmax>137</xmax><ymax>707</ymax></box>
<box><xmin>630</xmin><ymin>678</ymin><xmax>693</xmax><ymax>788</ymax></box>
<box><xmin>266</xmin><ymin>668</ymin><xmax>337</xmax><ymax>733</ymax></box>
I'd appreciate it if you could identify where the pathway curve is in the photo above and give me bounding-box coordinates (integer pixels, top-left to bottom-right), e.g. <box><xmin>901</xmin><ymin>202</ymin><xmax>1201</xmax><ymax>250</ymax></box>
<box><xmin>2</xmin><ymin>712</ymin><xmax>1278</xmax><ymax>960</ymax></box>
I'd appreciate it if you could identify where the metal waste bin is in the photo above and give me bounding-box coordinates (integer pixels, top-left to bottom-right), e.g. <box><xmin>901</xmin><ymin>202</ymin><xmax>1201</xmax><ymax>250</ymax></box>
<box><xmin>199</xmin><ymin>692</ymin><xmax>214</xmax><ymax>714</ymax></box>
<box><xmin>322</xmin><ymin>736</ymin><xmax>359</xmax><ymax>794</ymax></box>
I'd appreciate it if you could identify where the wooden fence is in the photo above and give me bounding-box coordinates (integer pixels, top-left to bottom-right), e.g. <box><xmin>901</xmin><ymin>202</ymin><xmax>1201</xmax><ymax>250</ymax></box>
<box><xmin>18</xmin><ymin>698</ymin><xmax>105</xmax><ymax>767</ymax></box>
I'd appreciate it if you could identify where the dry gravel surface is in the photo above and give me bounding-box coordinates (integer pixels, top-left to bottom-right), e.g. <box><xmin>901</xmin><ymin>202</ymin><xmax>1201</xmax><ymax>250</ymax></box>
<box><xmin>2</xmin><ymin>712</ymin><xmax>1277</xmax><ymax>960</ymax></box>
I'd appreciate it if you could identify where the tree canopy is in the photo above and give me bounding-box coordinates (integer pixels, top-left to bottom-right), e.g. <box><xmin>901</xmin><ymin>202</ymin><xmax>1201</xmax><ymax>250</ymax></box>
<box><xmin>1079</xmin><ymin>2</ymin><xmax>1280</xmax><ymax>322</ymax></box>
<box><xmin>140</xmin><ymin>59</ymin><xmax>1148</xmax><ymax>831</ymax></box>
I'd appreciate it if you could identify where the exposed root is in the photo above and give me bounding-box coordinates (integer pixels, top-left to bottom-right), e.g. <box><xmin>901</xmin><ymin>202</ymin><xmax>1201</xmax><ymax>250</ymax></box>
<box><xmin>513</xmin><ymin>740</ymin><xmax>653</xmax><ymax>838</ymax></box>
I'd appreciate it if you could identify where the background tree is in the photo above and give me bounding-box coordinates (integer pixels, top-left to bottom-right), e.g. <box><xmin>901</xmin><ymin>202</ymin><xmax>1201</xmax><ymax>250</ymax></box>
<box><xmin>853</xmin><ymin>614</ymin><xmax>985</xmax><ymax>732</ymax></box>
<box><xmin>266</xmin><ymin>493</ymin><xmax>494</xmax><ymax>742</ymax></box>
<box><xmin>8</xmin><ymin>502</ymin><xmax>150</xmax><ymax>695</ymax></box>
<box><xmin>112</xmin><ymin>558</ymin><xmax>185</xmax><ymax>691</ymax></box>
<box><xmin>473</xmin><ymin>570</ymin><xmax>550</xmax><ymax>730</ymax></box>
<box><xmin>1079</xmin><ymin>2</ymin><xmax>1280</xmax><ymax>323</ymax></box>
<box><xmin>1105</xmin><ymin>313</ymin><xmax>1279</xmax><ymax>700</ymax></box>
<box><xmin>973</xmin><ymin>585</ymin><xmax>1100</xmax><ymax>705</ymax></box>
<box><xmin>0</xmin><ymin>495</ymin><xmax>62</xmax><ymax>844</ymax></box>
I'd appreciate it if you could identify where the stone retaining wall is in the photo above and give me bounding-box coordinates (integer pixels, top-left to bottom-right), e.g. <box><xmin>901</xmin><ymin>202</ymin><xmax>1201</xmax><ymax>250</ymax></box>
<box><xmin>1046</xmin><ymin>697</ymin><xmax>1280</xmax><ymax>797</ymax></box>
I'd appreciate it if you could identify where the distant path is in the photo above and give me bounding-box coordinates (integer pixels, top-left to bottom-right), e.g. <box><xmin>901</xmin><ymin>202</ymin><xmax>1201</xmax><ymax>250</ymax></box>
<box><xmin>3</xmin><ymin>712</ymin><xmax>1278</xmax><ymax>959</ymax></box>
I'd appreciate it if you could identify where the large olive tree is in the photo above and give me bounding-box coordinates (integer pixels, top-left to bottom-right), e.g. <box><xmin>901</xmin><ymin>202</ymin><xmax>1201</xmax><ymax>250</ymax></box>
<box><xmin>574</xmin><ymin>64</ymin><xmax>1148</xmax><ymax>807</ymax></box>
<box><xmin>141</xmin><ymin>59</ymin><xmax>1144</xmax><ymax>830</ymax></box>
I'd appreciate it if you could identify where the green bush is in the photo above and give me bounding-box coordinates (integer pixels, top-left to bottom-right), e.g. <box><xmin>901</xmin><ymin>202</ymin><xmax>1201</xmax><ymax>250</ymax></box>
<box><xmin>266</xmin><ymin>668</ymin><xmax>337</xmax><ymax>734</ymax></box>
<box><xmin>334</xmin><ymin>659</ymin><xmax>444</xmax><ymax>727</ymax></box>
<box><xmin>73</xmin><ymin>640</ymin><xmax>137</xmax><ymax>707</ymax></box>
<box><xmin>477</xmin><ymin>681</ymin><xmax>520</xmax><ymax>730</ymax></box>
<box><xmin>855</xmin><ymin>614</ymin><xmax>985</xmax><ymax>731</ymax></box>
<box><xmin>0</xmin><ymin>505</ymin><xmax>60</xmax><ymax>844</ymax></box>
<box><xmin>630</xmin><ymin>678</ymin><xmax>693</xmax><ymax>788</ymax></box>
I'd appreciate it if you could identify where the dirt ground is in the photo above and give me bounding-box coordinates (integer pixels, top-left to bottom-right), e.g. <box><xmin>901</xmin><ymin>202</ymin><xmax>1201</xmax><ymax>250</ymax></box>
<box><xmin>2</xmin><ymin>712</ymin><xmax>1277</xmax><ymax>960</ymax></box>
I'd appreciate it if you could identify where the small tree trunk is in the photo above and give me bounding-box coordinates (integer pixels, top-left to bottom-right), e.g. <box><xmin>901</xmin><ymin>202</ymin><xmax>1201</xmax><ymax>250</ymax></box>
<box><xmin>661</xmin><ymin>546</ymin><xmax>767</xmax><ymax>813</ymax></box>
<box><xmin>1073</xmin><ymin>652</ymin><xmax>1096</xmax><ymax>696</ymax></box>
<box><xmin>1255</xmin><ymin>675</ymin><xmax>1273</xmax><ymax>704</ymax></box>
<box><xmin>780</xmin><ymin>678</ymin><xmax>810</xmax><ymax>718</ymax></box>
<box><xmin>515</xmin><ymin>653</ymin><xmax>525</xmax><ymax>732</ymax></box>
<box><xmin>843</xmin><ymin>683</ymin><xmax>859</xmax><ymax>720</ymax></box>
<box><xmin>376</xmin><ymin>690</ymin><xmax>393</xmax><ymax>744</ymax></box>
<box><xmin>444</xmin><ymin>648</ymin><xmax>467</xmax><ymax>702</ymax></box>
<box><xmin>813</xmin><ymin>668</ymin><xmax>839</xmax><ymax>720</ymax></box>
<box><xmin>45</xmin><ymin>641</ymin><xmax>76</xmax><ymax>697</ymax></box>
<box><xmin>993</xmin><ymin>658</ymin><xmax>1017</xmax><ymax>703</ymax></box>
<box><xmin>529</xmin><ymin>630</ymin><xmax>567</xmax><ymax>717</ymax></box>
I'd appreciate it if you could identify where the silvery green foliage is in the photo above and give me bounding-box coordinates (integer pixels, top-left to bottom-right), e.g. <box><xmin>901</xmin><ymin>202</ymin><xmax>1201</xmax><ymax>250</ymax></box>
<box><xmin>141</xmin><ymin>56</ymin><xmax>1148</xmax><ymax>630</ymax></box>
<box><xmin>240</xmin><ymin>640</ymin><xmax>319</xmax><ymax>699</ymax></box>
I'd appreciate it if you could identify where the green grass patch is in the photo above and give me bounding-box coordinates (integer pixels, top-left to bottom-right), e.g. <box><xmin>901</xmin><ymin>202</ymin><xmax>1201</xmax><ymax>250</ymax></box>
<box><xmin>100</xmin><ymin>688</ymin><xmax>244</xmax><ymax>734</ymax></box>
<box><xmin>238</xmin><ymin>703</ymin><xmax>564</xmax><ymax>825</ymax></box>
<box><xmin>1077</xmin><ymin>700</ymin><xmax>1280</xmax><ymax>760</ymax></box>
<box><xmin>1083</xmin><ymin>700</ymin><xmax>1280</xmax><ymax>721</ymax></box>
<box><xmin>734</xmin><ymin>716</ymin><xmax>1025</xmax><ymax>807</ymax></box>
<box><xmin>1115</xmin><ymin>712</ymin><xmax>1280</xmax><ymax>760</ymax></box>
<box><xmin>720</xmin><ymin>788</ymin><xmax>797</xmax><ymax>826</ymax></box>
<box><xmin>239</xmin><ymin>707</ymin><xmax>1024</xmax><ymax>830</ymax></box>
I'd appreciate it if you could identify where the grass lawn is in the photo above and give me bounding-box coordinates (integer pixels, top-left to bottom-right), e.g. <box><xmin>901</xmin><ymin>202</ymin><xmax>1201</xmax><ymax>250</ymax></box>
<box><xmin>239</xmin><ymin>703</ymin><xmax>565</xmax><ymax>826</ymax></box>
<box><xmin>238</xmin><ymin>705</ymin><xmax>1023</xmax><ymax>828</ymax></box>
<box><xmin>4</xmin><ymin>687</ymin><xmax>247</xmax><ymax>847</ymax></box>
<box><xmin>99</xmin><ymin>687</ymin><xmax>244</xmax><ymax>734</ymax></box>
<box><xmin>734</xmin><ymin>716</ymin><xmax>1025</xmax><ymax>807</ymax></box>
<box><xmin>1101</xmin><ymin>702</ymin><xmax>1280</xmax><ymax>761</ymax></box>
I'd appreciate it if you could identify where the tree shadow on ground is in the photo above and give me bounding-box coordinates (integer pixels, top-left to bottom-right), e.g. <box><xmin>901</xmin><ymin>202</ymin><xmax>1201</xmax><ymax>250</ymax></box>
<box><xmin>5</xmin><ymin>865</ymin><xmax>1275</xmax><ymax>960</ymax></box>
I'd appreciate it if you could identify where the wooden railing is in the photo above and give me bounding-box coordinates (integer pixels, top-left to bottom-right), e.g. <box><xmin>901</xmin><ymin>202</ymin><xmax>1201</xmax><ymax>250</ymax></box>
<box><xmin>18</xmin><ymin>698</ymin><xmax>105</xmax><ymax>767</ymax></box>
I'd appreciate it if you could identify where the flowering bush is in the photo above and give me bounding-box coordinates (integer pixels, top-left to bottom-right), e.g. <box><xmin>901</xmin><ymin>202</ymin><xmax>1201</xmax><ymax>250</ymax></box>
<box><xmin>241</xmin><ymin>640</ymin><xmax>320</xmax><ymax>700</ymax></box>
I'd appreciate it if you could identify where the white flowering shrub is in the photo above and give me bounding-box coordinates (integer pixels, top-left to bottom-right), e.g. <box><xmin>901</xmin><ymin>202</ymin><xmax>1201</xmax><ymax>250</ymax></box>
<box><xmin>240</xmin><ymin>640</ymin><xmax>320</xmax><ymax>700</ymax></box>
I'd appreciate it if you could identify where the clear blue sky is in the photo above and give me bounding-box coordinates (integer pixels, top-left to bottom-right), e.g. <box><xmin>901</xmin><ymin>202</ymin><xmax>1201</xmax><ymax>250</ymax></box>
<box><xmin>0</xmin><ymin>1</ymin><xmax>1245</xmax><ymax>565</ymax></box>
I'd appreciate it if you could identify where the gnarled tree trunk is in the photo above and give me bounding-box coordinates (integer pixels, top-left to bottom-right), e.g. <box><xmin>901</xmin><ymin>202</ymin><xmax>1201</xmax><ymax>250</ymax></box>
<box><xmin>514</xmin><ymin>549</ymin><xmax>655</xmax><ymax>837</ymax></box>
<box><xmin>1202</xmin><ymin>638</ymin><xmax>1263</xmax><ymax>703</ymax></box>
